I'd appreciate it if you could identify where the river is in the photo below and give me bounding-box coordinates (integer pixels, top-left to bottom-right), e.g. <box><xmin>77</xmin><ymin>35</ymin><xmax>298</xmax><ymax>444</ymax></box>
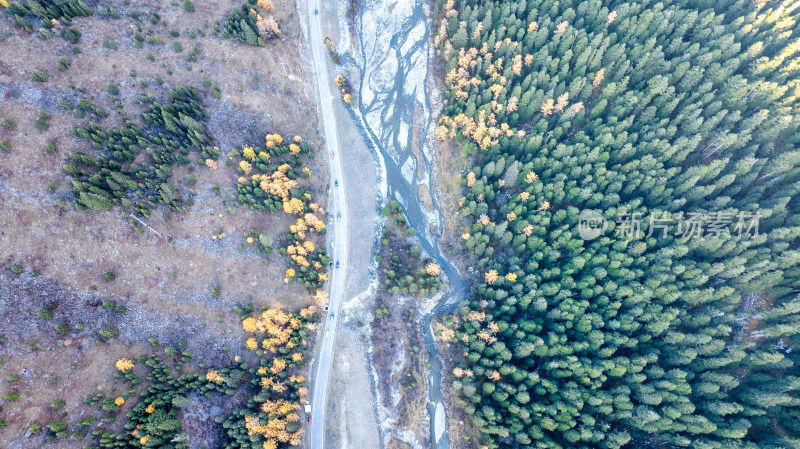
<box><xmin>342</xmin><ymin>0</ymin><xmax>466</xmax><ymax>447</ymax></box>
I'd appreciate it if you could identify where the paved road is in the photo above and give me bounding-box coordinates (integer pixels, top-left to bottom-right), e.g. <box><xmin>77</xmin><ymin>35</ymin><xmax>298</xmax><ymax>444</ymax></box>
<box><xmin>307</xmin><ymin>1</ymin><xmax>347</xmax><ymax>448</ymax></box>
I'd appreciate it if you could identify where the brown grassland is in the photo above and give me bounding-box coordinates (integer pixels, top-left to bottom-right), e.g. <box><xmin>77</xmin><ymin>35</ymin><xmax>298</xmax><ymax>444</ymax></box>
<box><xmin>0</xmin><ymin>0</ymin><xmax>327</xmax><ymax>446</ymax></box>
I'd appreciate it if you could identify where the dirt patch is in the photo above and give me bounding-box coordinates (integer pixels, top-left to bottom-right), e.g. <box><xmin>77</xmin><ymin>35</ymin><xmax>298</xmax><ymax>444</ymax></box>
<box><xmin>417</xmin><ymin>184</ymin><xmax>434</xmax><ymax>212</ymax></box>
<box><xmin>180</xmin><ymin>391</ymin><xmax>246</xmax><ymax>448</ymax></box>
<box><xmin>410</xmin><ymin>101</ymin><xmax>425</xmax><ymax>179</ymax></box>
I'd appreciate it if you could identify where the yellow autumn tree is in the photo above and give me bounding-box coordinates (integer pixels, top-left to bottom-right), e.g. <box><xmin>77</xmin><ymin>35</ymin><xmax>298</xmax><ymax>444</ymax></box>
<box><xmin>426</xmin><ymin>263</ymin><xmax>441</xmax><ymax>276</ymax></box>
<box><xmin>257</xmin><ymin>0</ymin><xmax>275</xmax><ymax>13</ymax></box>
<box><xmin>243</xmin><ymin>317</ymin><xmax>258</xmax><ymax>332</ymax></box>
<box><xmin>115</xmin><ymin>397</ymin><xmax>125</xmax><ymax>406</ymax></box>
<box><xmin>205</xmin><ymin>158</ymin><xmax>218</xmax><ymax>170</ymax></box>
<box><xmin>246</xmin><ymin>338</ymin><xmax>258</xmax><ymax>350</ymax></box>
<box><xmin>314</xmin><ymin>289</ymin><xmax>329</xmax><ymax>307</ymax></box>
<box><xmin>554</xmin><ymin>21</ymin><xmax>568</xmax><ymax>34</ymax></box>
<box><xmin>116</xmin><ymin>358</ymin><xmax>135</xmax><ymax>371</ymax></box>
<box><xmin>541</xmin><ymin>98</ymin><xmax>555</xmax><ymax>116</ymax></box>
<box><xmin>270</xmin><ymin>358</ymin><xmax>287</xmax><ymax>374</ymax></box>
<box><xmin>239</xmin><ymin>160</ymin><xmax>252</xmax><ymax>175</ymax></box>
<box><xmin>505</xmin><ymin>272</ymin><xmax>517</xmax><ymax>282</ymax></box>
<box><xmin>206</xmin><ymin>371</ymin><xmax>224</xmax><ymax>383</ymax></box>
<box><xmin>289</xmin><ymin>143</ymin><xmax>301</xmax><ymax>154</ymax></box>
<box><xmin>485</xmin><ymin>270</ymin><xmax>499</xmax><ymax>285</ymax></box>
<box><xmin>593</xmin><ymin>68</ymin><xmax>605</xmax><ymax>87</ymax></box>
<box><xmin>555</xmin><ymin>92</ymin><xmax>569</xmax><ymax>113</ymax></box>
<box><xmin>283</xmin><ymin>197</ymin><xmax>305</xmax><ymax>214</ymax></box>
<box><xmin>243</xmin><ymin>145</ymin><xmax>256</xmax><ymax>160</ymax></box>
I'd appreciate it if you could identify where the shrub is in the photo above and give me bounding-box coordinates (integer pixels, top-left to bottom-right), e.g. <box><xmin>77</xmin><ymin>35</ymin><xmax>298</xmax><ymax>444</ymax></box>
<box><xmin>45</xmin><ymin>143</ymin><xmax>58</xmax><ymax>153</ymax></box>
<box><xmin>7</xmin><ymin>375</ymin><xmax>19</xmax><ymax>382</ymax></box>
<box><xmin>0</xmin><ymin>141</ymin><xmax>10</xmax><ymax>151</ymax></box>
<box><xmin>104</xmin><ymin>272</ymin><xmax>116</xmax><ymax>282</ymax></box>
<box><xmin>32</xmin><ymin>70</ymin><xmax>47</xmax><ymax>82</ymax></box>
<box><xmin>55</xmin><ymin>324</ymin><xmax>71</xmax><ymax>335</ymax></box>
<box><xmin>210</xmin><ymin>287</ymin><xmax>221</xmax><ymax>297</ymax></box>
<box><xmin>51</xmin><ymin>400</ymin><xmax>65</xmax><ymax>410</ymax></box>
<box><xmin>46</xmin><ymin>421</ymin><xmax>67</xmax><ymax>435</ymax></box>
<box><xmin>76</xmin><ymin>417</ymin><xmax>95</xmax><ymax>426</ymax></box>
<box><xmin>57</xmin><ymin>57</ymin><xmax>71</xmax><ymax>71</ymax></box>
<box><xmin>3</xmin><ymin>392</ymin><xmax>20</xmax><ymax>401</ymax></box>
<box><xmin>184</xmin><ymin>0</ymin><xmax>195</xmax><ymax>12</ymax></box>
<box><xmin>35</xmin><ymin>120</ymin><xmax>49</xmax><ymax>131</ymax></box>
<box><xmin>10</xmin><ymin>265</ymin><xmax>22</xmax><ymax>274</ymax></box>
<box><xmin>107</xmin><ymin>84</ymin><xmax>119</xmax><ymax>95</ymax></box>
<box><xmin>98</xmin><ymin>327</ymin><xmax>119</xmax><ymax>339</ymax></box>
<box><xmin>2</xmin><ymin>118</ymin><xmax>16</xmax><ymax>129</ymax></box>
<box><xmin>38</xmin><ymin>309</ymin><xmax>54</xmax><ymax>320</ymax></box>
<box><xmin>172</xmin><ymin>41</ymin><xmax>183</xmax><ymax>52</ymax></box>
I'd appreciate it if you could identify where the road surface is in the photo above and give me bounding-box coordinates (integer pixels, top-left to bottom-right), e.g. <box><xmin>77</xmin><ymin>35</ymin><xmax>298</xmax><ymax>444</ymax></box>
<box><xmin>307</xmin><ymin>1</ymin><xmax>348</xmax><ymax>448</ymax></box>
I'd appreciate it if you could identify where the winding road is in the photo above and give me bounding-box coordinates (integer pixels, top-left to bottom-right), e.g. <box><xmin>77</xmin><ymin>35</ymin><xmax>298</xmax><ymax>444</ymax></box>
<box><xmin>307</xmin><ymin>1</ymin><xmax>347</xmax><ymax>448</ymax></box>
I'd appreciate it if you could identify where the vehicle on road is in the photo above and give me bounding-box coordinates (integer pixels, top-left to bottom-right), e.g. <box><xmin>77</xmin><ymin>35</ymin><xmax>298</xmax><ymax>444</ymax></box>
<box><xmin>314</xmin><ymin>8</ymin><xmax>318</xmax><ymax>15</ymax></box>
<box><xmin>305</xmin><ymin>403</ymin><xmax>311</xmax><ymax>414</ymax></box>
<box><xmin>329</xmin><ymin>261</ymin><xmax>333</xmax><ymax>268</ymax></box>
<box><xmin>337</xmin><ymin>212</ymin><xmax>341</xmax><ymax>220</ymax></box>
<box><xmin>331</xmin><ymin>313</ymin><xmax>335</xmax><ymax>319</ymax></box>
<box><xmin>335</xmin><ymin>261</ymin><xmax>339</xmax><ymax>269</ymax></box>
<box><xmin>330</xmin><ymin>151</ymin><xmax>334</xmax><ymax>158</ymax></box>
<box><xmin>334</xmin><ymin>180</ymin><xmax>338</xmax><ymax>187</ymax></box>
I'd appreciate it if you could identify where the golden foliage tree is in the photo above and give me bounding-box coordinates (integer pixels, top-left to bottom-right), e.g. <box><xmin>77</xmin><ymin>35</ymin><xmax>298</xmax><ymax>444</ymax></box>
<box><xmin>116</xmin><ymin>358</ymin><xmax>135</xmax><ymax>371</ymax></box>
<box><xmin>257</xmin><ymin>0</ymin><xmax>275</xmax><ymax>13</ymax></box>
<box><xmin>593</xmin><ymin>68</ymin><xmax>605</xmax><ymax>87</ymax></box>
<box><xmin>541</xmin><ymin>98</ymin><xmax>555</xmax><ymax>116</ymax></box>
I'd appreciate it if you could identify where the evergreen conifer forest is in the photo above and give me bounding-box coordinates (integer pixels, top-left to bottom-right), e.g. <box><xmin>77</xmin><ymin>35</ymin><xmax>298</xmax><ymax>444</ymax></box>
<box><xmin>434</xmin><ymin>0</ymin><xmax>800</xmax><ymax>447</ymax></box>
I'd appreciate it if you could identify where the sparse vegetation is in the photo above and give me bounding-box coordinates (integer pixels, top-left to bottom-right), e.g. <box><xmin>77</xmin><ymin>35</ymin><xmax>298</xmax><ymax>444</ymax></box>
<box><xmin>378</xmin><ymin>200</ymin><xmax>442</xmax><ymax>297</ymax></box>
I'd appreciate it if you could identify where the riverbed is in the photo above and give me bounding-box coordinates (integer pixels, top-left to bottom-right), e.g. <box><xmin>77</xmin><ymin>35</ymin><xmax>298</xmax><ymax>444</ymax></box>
<box><xmin>345</xmin><ymin>0</ymin><xmax>467</xmax><ymax>447</ymax></box>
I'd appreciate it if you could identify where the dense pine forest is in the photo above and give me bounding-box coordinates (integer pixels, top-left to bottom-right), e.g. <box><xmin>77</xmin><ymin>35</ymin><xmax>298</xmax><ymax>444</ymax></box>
<box><xmin>435</xmin><ymin>0</ymin><xmax>800</xmax><ymax>447</ymax></box>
